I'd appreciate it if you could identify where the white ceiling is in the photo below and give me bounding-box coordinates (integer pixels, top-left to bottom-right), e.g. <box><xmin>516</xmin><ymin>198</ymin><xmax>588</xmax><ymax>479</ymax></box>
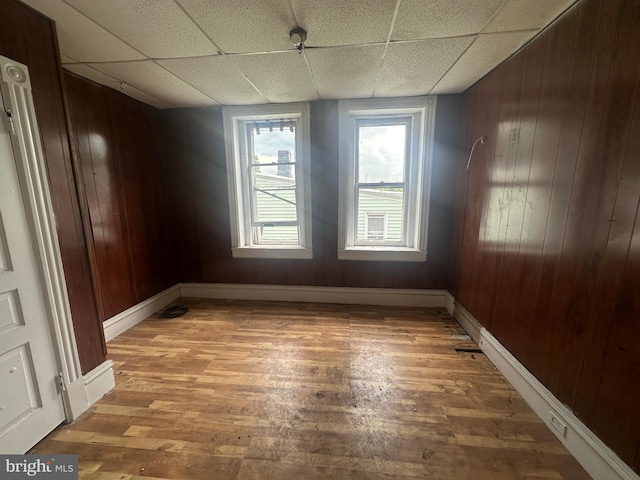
<box><xmin>23</xmin><ymin>0</ymin><xmax>576</xmax><ymax>109</ymax></box>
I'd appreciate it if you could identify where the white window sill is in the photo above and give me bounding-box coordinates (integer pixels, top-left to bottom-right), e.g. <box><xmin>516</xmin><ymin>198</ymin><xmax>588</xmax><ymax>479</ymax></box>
<box><xmin>338</xmin><ymin>247</ymin><xmax>427</xmax><ymax>262</ymax></box>
<box><xmin>231</xmin><ymin>246</ymin><xmax>313</xmax><ymax>260</ymax></box>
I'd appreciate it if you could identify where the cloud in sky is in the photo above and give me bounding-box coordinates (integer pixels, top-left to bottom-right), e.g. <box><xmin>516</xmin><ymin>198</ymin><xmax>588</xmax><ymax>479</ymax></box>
<box><xmin>248</xmin><ymin>124</ymin><xmax>407</xmax><ymax>183</ymax></box>
<box><xmin>253</xmin><ymin>129</ymin><xmax>295</xmax><ymax>162</ymax></box>
<box><xmin>358</xmin><ymin>124</ymin><xmax>406</xmax><ymax>183</ymax></box>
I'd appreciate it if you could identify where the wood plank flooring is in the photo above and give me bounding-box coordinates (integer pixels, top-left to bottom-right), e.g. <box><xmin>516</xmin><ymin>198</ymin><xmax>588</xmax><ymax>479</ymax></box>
<box><xmin>31</xmin><ymin>299</ymin><xmax>590</xmax><ymax>479</ymax></box>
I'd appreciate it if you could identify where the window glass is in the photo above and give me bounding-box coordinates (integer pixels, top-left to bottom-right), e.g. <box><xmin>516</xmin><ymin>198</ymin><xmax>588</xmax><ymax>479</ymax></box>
<box><xmin>365</xmin><ymin>213</ymin><xmax>386</xmax><ymax>240</ymax></box>
<box><xmin>357</xmin><ymin>123</ymin><xmax>407</xmax><ymax>184</ymax></box>
<box><xmin>248</xmin><ymin>125</ymin><xmax>298</xmax><ymax>244</ymax></box>
<box><xmin>355</xmin><ymin>120</ymin><xmax>408</xmax><ymax>245</ymax></box>
<box><xmin>357</xmin><ymin>188</ymin><xmax>403</xmax><ymax>242</ymax></box>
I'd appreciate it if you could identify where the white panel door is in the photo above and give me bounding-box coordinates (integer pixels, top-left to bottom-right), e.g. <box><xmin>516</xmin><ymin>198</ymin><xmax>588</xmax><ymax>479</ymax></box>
<box><xmin>0</xmin><ymin>78</ymin><xmax>66</xmax><ymax>453</ymax></box>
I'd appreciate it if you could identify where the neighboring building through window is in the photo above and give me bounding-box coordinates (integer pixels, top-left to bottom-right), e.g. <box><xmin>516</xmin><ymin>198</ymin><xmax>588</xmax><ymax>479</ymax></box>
<box><xmin>223</xmin><ymin>103</ymin><xmax>312</xmax><ymax>259</ymax></box>
<box><xmin>338</xmin><ymin>97</ymin><xmax>437</xmax><ymax>262</ymax></box>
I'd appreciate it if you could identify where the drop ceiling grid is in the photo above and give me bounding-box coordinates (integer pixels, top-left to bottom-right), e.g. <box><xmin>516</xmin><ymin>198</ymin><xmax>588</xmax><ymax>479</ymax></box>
<box><xmin>306</xmin><ymin>45</ymin><xmax>386</xmax><ymax>99</ymax></box>
<box><xmin>19</xmin><ymin>0</ymin><xmax>580</xmax><ymax>108</ymax></box>
<box><xmin>158</xmin><ymin>56</ymin><xmax>269</xmax><ymax>105</ymax></box>
<box><xmin>289</xmin><ymin>0</ymin><xmax>398</xmax><ymax>47</ymax></box>
<box><xmin>392</xmin><ymin>0</ymin><xmax>507</xmax><ymax>40</ymax></box>
<box><xmin>88</xmin><ymin>60</ymin><xmax>219</xmax><ymax>107</ymax></box>
<box><xmin>231</xmin><ymin>51</ymin><xmax>319</xmax><ymax>103</ymax></box>
<box><xmin>375</xmin><ymin>37</ymin><xmax>477</xmax><ymax>98</ymax></box>
<box><xmin>23</xmin><ymin>0</ymin><xmax>145</xmax><ymax>62</ymax></box>
<box><xmin>431</xmin><ymin>30</ymin><xmax>537</xmax><ymax>94</ymax></box>
<box><xmin>175</xmin><ymin>0</ymin><xmax>298</xmax><ymax>54</ymax></box>
<box><xmin>21</xmin><ymin>0</ymin><xmax>224</xmax><ymax>106</ymax></box>
<box><xmin>64</xmin><ymin>0</ymin><xmax>220</xmax><ymax>59</ymax></box>
<box><xmin>483</xmin><ymin>0</ymin><xmax>579</xmax><ymax>33</ymax></box>
<box><xmin>64</xmin><ymin>63</ymin><xmax>175</xmax><ymax>109</ymax></box>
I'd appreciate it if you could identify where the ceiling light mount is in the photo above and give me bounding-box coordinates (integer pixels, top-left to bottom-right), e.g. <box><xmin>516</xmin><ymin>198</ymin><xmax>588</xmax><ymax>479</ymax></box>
<box><xmin>289</xmin><ymin>27</ymin><xmax>307</xmax><ymax>52</ymax></box>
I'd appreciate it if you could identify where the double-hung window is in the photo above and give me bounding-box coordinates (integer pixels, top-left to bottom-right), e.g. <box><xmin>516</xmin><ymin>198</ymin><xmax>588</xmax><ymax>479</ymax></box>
<box><xmin>338</xmin><ymin>97</ymin><xmax>436</xmax><ymax>262</ymax></box>
<box><xmin>223</xmin><ymin>103</ymin><xmax>312</xmax><ymax>259</ymax></box>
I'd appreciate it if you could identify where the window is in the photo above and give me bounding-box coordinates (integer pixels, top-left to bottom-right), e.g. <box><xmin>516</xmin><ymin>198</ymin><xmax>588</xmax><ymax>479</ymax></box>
<box><xmin>223</xmin><ymin>103</ymin><xmax>312</xmax><ymax>259</ymax></box>
<box><xmin>365</xmin><ymin>213</ymin><xmax>387</xmax><ymax>240</ymax></box>
<box><xmin>338</xmin><ymin>97</ymin><xmax>437</xmax><ymax>262</ymax></box>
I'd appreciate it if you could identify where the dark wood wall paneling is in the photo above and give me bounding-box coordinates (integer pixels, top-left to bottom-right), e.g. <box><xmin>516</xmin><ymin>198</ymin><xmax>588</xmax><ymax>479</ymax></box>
<box><xmin>161</xmin><ymin>96</ymin><xmax>462</xmax><ymax>289</ymax></box>
<box><xmin>64</xmin><ymin>72</ymin><xmax>176</xmax><ymax>320</ymax></box>
<box><xmin>451</xmin><ymin>0</ymin><xmax>640</xmax><ymax>471</ymax></box>
<box><xmin>0</xmin><ymin>0</ymin><xmax>105</xmax><ymax>373</ymax></box>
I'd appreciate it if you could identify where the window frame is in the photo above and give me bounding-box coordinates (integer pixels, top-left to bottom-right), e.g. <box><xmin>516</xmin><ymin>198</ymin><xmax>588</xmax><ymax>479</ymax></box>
<box><xmin>364</xmin><ymin>212</ymin><xmax>388</xmax><ymax>241</ymax></box>
<box><xmin>223</xmin><ymin>103</ymin><xmax>312</xmax><ymax>259</ymax></box>
<box><xmin>338</xmin><ymin>96</ymin><xmax>437</xmax><ymax>262</ymax></box>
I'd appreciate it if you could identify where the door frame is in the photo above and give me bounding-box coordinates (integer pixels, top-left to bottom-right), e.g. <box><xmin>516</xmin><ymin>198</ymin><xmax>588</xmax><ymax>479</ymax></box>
<box><xmin>1</xmin><ymin>56</ymin><xmax>113</xmax><ymax>425</ymax></box>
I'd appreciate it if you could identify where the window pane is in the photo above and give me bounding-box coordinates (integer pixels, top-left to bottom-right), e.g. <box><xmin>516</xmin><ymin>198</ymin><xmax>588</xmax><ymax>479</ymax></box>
<box><xmin>251</xmin><ymin>127</ymin><xmax>296</xmax><ymax>177</ymax></box>
<box><xmin>248</xmin><ymin>123</ymin><xmax>299</xmax><ymax>244</ymax></box>
<box><xmin>253</xmin><ymin>184</ymin><xmax>297</xmax><ymax>222</ymax></box>
<box><xmin>357</xmin><ymin>124</ymin><xmax>406</xmax><ymax>183</ymax></box>
<box><xmin>357</xmin><ymin>187</ymin><xmax>404</xmax><ymax>242</ymax></box>
<box><xmin>366</xmin><ymin>214</ymin><xmax>385</xmax><ymax>240</ymax></box>
<box><xmin>252</xmin><ymin>176</ymin><xmax>298</xmax><ymax>244</ymax></box>
<box><xmin>254</xmin><ymin>225</ymin><xmax>299</xmax><ymax>245</ymax></box>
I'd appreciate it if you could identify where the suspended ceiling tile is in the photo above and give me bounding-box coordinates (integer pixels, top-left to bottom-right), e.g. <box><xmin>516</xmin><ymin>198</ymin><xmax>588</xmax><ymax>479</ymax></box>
<box><xmin>306</xmin><ymin>45</ymin><xmax>385</xmax><ymax>99</ymax></box>
<box><xmin>375</xmin><ymin>37</ymin><xmax>475</xmax><ymax>98</ymax></box>
<box><xmin>89</xmin><ymin>61</ymin><xmax>217</xmax><ymax>107</ymax></box>
<box><xmin>483</xmin><ymin>0</ymin><xmax>577</xmax><ymax>33</ymax></box>
<box><xmin>393</xmin><ymin>0</ymin><xmax>505</xmax><ymax>40</ymax></box>
<box><xmin>290</xmin><ymin>0</ymin><xmax>396</xmax><ymax>47</ymax></box>
<box><xmin>232</xmin><ymin>52</ymin><xmax>318</xmax><ymax>103</ymax></box>
<box><xmin>65</xmin><ymin>0</ymin><xmax>218</xmax><ymax>58</ymax></box>
<box><xmin>60</xmin><ymin>55</ymin><xmax>79</xmax><ymax>64</ymax></box>
<box><xmin>158</xmin><ymin>56</ymin><xmax>267</xmax><ymax>105</ymax></box>
<box><xmin>21</xmin><ymin>0</ymin><xmax>144</xmax><ymax>62</ymax></box>
<box><xmin>432</xmin><ymin>30</ymin><xmax>536</xmax><ymax>94</ymax></box>
<box><xmin>63</xmin><ymin>64</ymin><xmax>174</xmax><ymax>109</ymax></box>
<box><xmin>177</xmin><ymin>0</ymin><xmax>296</xmax><ymax>54</ymax></box>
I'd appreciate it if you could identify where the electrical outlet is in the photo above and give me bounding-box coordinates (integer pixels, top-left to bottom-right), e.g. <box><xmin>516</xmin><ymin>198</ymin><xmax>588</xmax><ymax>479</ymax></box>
<box><xmin>548</xmin><ymin>411</ymin><xmax>567</xmax><ymax>438</ymax></box>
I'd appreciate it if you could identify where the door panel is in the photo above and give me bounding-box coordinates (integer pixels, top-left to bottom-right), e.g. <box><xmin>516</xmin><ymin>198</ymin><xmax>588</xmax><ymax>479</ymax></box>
<box><xmin>0</xmin><ymin>346</ymin><xmax>40</xmax><ymax>429</ymax></box>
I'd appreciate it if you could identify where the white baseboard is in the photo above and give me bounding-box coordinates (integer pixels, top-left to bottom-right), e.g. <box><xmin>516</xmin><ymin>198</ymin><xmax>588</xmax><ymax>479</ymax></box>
<box><xmin>64</xmin><ymin>376</ymin><xmax>88</xmax><ymax>420</ymax></box>
<box><xmin>83</xmin><ymin>359</ymin><xmax>115</xmax><ymax>407</ymax></box>
<box><xmin>473</xmin><ymin>322</ymin><xmax>639</xmax><ymax>480</ymax></box>
<box><xmin>444</xmin><ymin>291</ymin><xmax>455</xmax><ymax>317</ymax></box>
<box><xmin>179</xmin><ymin>283</ymin><xmax>448</xmax><ymax>307</ymax></box>
<box><xmin>450</xmin><ymin>297</ymin><xmax>482</xmax><ymax>344</ymax></box>
<box><xmin>103</xmin><ymin>285</ymin><xmax>181</xmax><ymax>342</ymax></box>
<box><xmin>64</xmin><ymin>359</ymin><xmax>114</xmax><ymax>421</ymax></box>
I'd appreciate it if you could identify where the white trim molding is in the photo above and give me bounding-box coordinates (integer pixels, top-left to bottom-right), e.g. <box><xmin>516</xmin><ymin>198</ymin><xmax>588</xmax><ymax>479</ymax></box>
<box><xmin>83</xmin><ymin>360</ymin><xmax>115</xmax><ymax>407</ymax></box>
<box><xmin>443</xmin><ymin>291</ymin><xmax>456</xmax><ymax>317</ymax></box>
<box><xmin>449</xmin><ymin>299</ymin><xmax>640</xmax><ymax>480</ymax></box>
<box><xmin>179</xmin><ymin>283</ymin><xmax>448</xmax><ymax>307</ymax></box>
<box><xmin>0</xmin><ymin>56</ymin><xmax>85</xmax><ymax>422</ymax></box>
<box><xmin>65</xmin><ymin>360</ymin><xmax>115</xmax><ymax>420</ymax></box>
<box><xmin>103</xmin><ymin>285</ymin><xmax>180</xmax><ymax>342</ymax></box>
<box><xmin>446</xmin><ymin>293</ymin><xmax>481</xmax><ymax>343</ymax></box>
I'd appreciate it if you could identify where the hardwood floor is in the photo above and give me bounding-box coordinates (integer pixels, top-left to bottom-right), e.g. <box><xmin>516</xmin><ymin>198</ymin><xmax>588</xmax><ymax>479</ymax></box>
<box><xmin>32</xmin><ymin>299</ymin><xmax>590</xmax><ymax>479</ymax></box>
